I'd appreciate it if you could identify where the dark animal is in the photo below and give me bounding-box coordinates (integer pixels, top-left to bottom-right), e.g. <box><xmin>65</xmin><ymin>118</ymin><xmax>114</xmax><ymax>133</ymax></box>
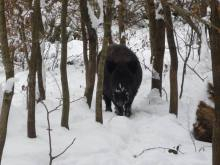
<box><xmin>103</xmin><ymin>44</ymin><xmax>142</xmax><ymax>117</ymax></box>
<box><xmin>193</xmin><ymin>101</ymin><xmax>215</xmax><ymax>142</ymax></box>
<box><xmin>193</xmin><ymin>83</ymin><xmax>215</xmax><ymax>143</ymax></box>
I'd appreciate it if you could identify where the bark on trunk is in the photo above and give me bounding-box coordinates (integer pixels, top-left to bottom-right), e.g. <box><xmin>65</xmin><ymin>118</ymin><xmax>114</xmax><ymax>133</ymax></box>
<box><xmin>151</xmin><ymin>19</ymin><xmax>165</xmax><ymax>96</ymax></box>
<box><xmin>118</xmin><ymin>0</ymin><xmax>126</xmax><ymax>45</ymax></box>
<box><xmin>80</xmin><ymin>0</ymin><xmax>98</xmax><ymax>108</ymax></box>
<box><xmin>210</xmin><ymin>1</ymin><xmax>220</xmax><ymax>165</ymax></box>
<box><xmin>161</xmin><ymin>0</ymin><xmax>178</xmax><ymax>116</ymax></box>
<box><xmin>37</xmin><ymin>42</ymin><xmax>46</xmax><ymax>102</ymax></box>
<box><xmin>85</xmin><ymin>29</ymin><xmax>97</xmax><ymax>108</ymax></box>
<box><xmin>81</xmin><ymin>18</ymin><xmax>88</xmax><ymax>81</ymax></box>
<box><xmin>96</xmin><ymin>0</ymin><xmax>113</xmax><ymax>124</ymax></box>
<box><xmin>27</xmin><ymin>0</ymin><xmax>41</xmax><ymax>138</ymax></box>
<box><xmin>145</xmin><ymin>0</ymin><xmax>165</xmax><ymax>96</ymax></box>
<box><xmin>0</xmin><ymin>0</ymin><xmax>15</xmax><ymax>162</ymax></box>
<box><xmin>60</xmin><ymin>0</ymin><xmax>70</xmax><ymax>129</ymax></box>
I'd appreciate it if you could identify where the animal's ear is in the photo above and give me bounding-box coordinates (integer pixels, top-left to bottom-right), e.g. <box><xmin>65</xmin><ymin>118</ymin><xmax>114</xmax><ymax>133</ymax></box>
<box><xmin>106</xmin><ymin>61</ymin><xmax>116</xmax><ymax>73</ymax></box>
<box><xmin>127</xmin><ymin>61</ymin><xmax>138</xmax><ymax>74</ymax></box>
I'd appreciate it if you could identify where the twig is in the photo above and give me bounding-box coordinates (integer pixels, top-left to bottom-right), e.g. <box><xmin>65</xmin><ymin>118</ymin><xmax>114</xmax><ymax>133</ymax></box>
<box><xmin>48</xmin><ymin>71</ymin><xmax>62</xmax><ymax>99</ymax></box>
<box><xmin>53</xmin><ymin>138</ymin><xmax>76</xmax><ymax>159</ymax></box>
<box><xmin>174</xmin><ymin>30</ymin><xmax>207</xmax><ymax>82</ymax></box>
<box><xmin>167</xmin><ymin>2</ymin><xmax>220</xmax><ymax>32</ymax></box>
<box><xmin>189</xmin><ymin>131</ymin><xmax>197</xmax><ymax>152</ymax></box>
<box><xmin>40</xmin><ymin>101</ymin><xmax>54</xmax><ymax>165</ymax></box>
<box><xmin>198</xmin><ymin>145</ymin><xmax>212</xmax><ymax>152</ymax></box>
<box><xmin>179</xmin><ymin>27</ymin><xmax>194</xmax><ymax>98</ymax></box>
<box><xmin>134</xmin><ymin>146</ymin><xmax>184</xmax><ymax>158</ymax></box>
<box><xmin>140</xmin><ymin>61</ymin><xmax>152</xmax><ymax>72</ymax></box>
<box><xmin>49</xmin><ymin>96</ymin><xmax>85</xmax><ymax>114</ymax></box>
<box><xmin>40</xmin><ymin>101</ymin><xmax>76</xmax><ymax>165</ymax></box>
<box><xmin>175</xmin><ymin>115</ymin><xmax>197</xmax><ymax>152</ymax></box>
<box><xmin>162</xmin><ymin>87</ymin><xmax>168</xmax><ymax>101</ymax></box>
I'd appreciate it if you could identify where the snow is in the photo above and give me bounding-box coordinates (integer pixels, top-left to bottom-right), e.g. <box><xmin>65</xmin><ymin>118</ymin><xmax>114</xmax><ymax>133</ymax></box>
<box><xmin>147</xmin><ymin>88</ymin><xmax>163</xmax><ymax>104</ymax></box>
<box><xmin>200</xmin><ymin>24</ymin><xmax>211</xmax><ymax>70</ymax></box>
<box><xmin>0</xmin><ymin>25</ymin><xmax>213</xmax><ymax>165</ymax></box>
<box><xmin>87</xmin><ymin>1</ymin><xmax>103</xmax><ymax>29</ymax></box>
<box><xmin>155</xmin><ymin>2</ymin><xmax>164</xmax><ymax>20</ymax></box>
<box><xmin>152</xmin><ymin>67</ymin><xmax>160</xmax><ymax>80</ymax></box>
<box><xmin>3</xmin><ymin>78</ymin><xmax>15</xmax><ymax>93</ymax></box>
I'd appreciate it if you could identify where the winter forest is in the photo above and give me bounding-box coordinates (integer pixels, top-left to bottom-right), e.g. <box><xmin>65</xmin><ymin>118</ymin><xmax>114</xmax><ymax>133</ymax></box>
<box><xmin>0</xmin><ymin>0</ymin><xmax>220</xmax><ymax>164</ymax></box>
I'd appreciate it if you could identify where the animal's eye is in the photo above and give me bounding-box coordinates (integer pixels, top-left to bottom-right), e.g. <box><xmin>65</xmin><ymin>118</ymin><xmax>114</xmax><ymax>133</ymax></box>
<box><xmin>107</xmin><ymin>61</ymin><xmax>116</xmax><ymax>73</ymax></box>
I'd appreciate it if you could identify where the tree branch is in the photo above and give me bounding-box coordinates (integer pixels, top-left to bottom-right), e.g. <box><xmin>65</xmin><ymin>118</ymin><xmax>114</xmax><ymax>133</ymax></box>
<box><xmin>40</xmin><ymin>101</ymin><xmax>76</xmax><ymax>165</ymax></box>
<box><xmin>167</xmin><ymin>2</ymin><xmax>220</xmax><ymax>33</ymax></box>
<box><xmin>53</xmin><ymin>138</ymin><xmax>76</xmax><ymax>160</ymax></box>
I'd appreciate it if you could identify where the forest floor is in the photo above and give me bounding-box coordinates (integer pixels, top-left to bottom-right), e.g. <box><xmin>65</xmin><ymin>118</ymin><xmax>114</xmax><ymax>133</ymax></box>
<box><xmin>1</xmin><ymin>25</ymin><xmax>213</xmax><ymax>165</ymax></box>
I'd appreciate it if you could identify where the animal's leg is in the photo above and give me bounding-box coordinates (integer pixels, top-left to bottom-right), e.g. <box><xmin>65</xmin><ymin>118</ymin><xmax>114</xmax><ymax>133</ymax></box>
<box><xmin>124</xmin><ymin>103</ymin><xmax>132</xmax><ymax>117</ymax></box>
<box><xmin>104</xmin><ymin>95</ymin><xmax>112</xmax><ymax>112</ymax></box>
<box><xmin>115</xmin><ymin>106</ymin><xmax>123</xmax><ymax>116</ymax></box>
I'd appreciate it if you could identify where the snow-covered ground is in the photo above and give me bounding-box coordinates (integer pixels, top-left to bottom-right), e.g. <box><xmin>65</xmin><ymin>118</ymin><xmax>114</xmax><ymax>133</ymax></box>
<box><xmin>1</xmin><ymin>26</ymin><xmax>213</xmax><ymax>165</ymax></box>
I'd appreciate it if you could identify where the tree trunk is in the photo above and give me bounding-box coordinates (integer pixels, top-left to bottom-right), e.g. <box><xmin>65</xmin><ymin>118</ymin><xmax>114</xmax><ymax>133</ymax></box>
<box><xmin>145</xmin><ymin>0</ymin><xmax>157</xmax><ymax>63</ymax></box>
<box><xmin>179</xmin><ymin>29</ymin><xmax>194</xmax><ymax>98</ymax></box>
<box><xmin>161</xmin><ymin>0</ymin><xmax>178</xmax><ymax>116</ymax></box>
<box><xmin>85</xmin><ymin>29</ymin><xmax>97</xmax><ymax>108</ymax></box>
<box><xmin>60</xmin><ymin>0</ymin><xmax>70</xmax><ymax>129</ymax></box>
<box><xmin>152</xmin><ymin>19</ymin><xmax>165</xmax><ymax>96</ymax></box>
<box><xmin>37</xmin><ymin>42</ymin><xmax>46</xmax><ymax>102</ymax></box>
<box><xmin>36</xmin><ymin>4</ymin><xmax>45</xmax><ymax>101</ymax></box>
<box><xmin>210</xmin><ymin>1</ymin><xmax>220</xmax><ymax>165</ymax></box>
<box><xmin>27</xmin><ymin>0</ymin><xmax>41</xmax><ymax>138</ymax></box>
<box><xmin>199</xmin><ymin>0</ymin><xmax>208</xmax><ymax>17</ymax></box>
<box><xmin>118</xmin><ymin>0</ymin><xmax>126</xmax><ymax>45</ymax></box>
<box><xmin>81</xmin><ymin>17</ymin><xmax>89</xmax><ymax>84</ymax></box>
<box><xmin>0</xmin><ymin>0</ymin><xmax>15</xmax><ymax>163</ymax></box>
<box><xmin>145</xmin><ymin>0</ymin><xmax>165</xmax><ymax>96</ymax></box>
<box><xmin>80</xmin><ymin>0</ymin><xmax>98</xmax><ymax>108</ymax></box>
<box><xmin>96</xmin><ymin>0</ymin><xmax>113</xmax><ymax>124</ymax></box>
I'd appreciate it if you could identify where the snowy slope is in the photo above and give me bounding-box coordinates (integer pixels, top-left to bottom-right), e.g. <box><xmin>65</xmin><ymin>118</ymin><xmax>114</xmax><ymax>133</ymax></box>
<box><xmin>1</xmin><ymin>27</ymin><xmax>212</xmax><ymax>165</ymax></box>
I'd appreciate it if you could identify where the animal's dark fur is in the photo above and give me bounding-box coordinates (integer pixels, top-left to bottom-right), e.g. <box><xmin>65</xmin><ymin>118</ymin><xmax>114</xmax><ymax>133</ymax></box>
<box><xmin>103</xmin><ymin>44</ymin><xmax>142</xmax><ymax>117</ymax></box>
<box><xmin>193</xmin><ymin>83</ymin><xmax>215</xmax><ymax>143</ymax></box>
<box><xmin>193</xmin><ymin>101</ymin><xmax>215</xmax><ymax>142</ymax></box>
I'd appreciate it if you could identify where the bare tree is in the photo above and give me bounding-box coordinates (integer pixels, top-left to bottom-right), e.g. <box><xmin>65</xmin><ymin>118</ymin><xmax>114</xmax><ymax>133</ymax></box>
<box><xmin>96</xmin><ymin>0</ymin><xmax>113</xmax><ymax>124</ymax></box>
<box><xmin>0</xmin><ymin>0</ymin><xmax>15</xmax><ymax>162</ymax></box>
<box><xmin>60</xmin><ymin>0</ymin><xmax>70</xmax><ymax>129</ymax></box>
<box><xmin>27</xmin><ymin>0</ymin><xmax>41</xmax><ymax>138</ymax></box>
<box><xmin>209</xmin><ymin>1</ymin><xmax>220</xmax><ymax>165</ymax></box>
<box><xmin>37</xmin><ymin>42</ymin><xmax>46</xmax><ymax>102</ymax></box>
<box><xmin>145</xmin><ymin>0</ymin><xmax>165</xmax><ymax>96</ymax></box>
<box><xmin>36</xmin><ymin>9</ymin><xmax>46</xmax><ymax>102</ymax></box>
<box><xmin>40</xmin><ymin>101</ymin><xmax>75</xmax><ymax>165</ymax></box>
<box><xmin>80</xmin><ymin>0</ymin><xmax>98</xmax><ymax>108</ymax></box>
<box><xmin>179</xmin><ymin>28</ymin><xmax>194</xmax><ymax>98</ymax></box>
<box><xmin>118</xmin><ymin>0</ymin><xmax>126</xmax><ymax>45</ymax></box>
<box><xmin>161</xmin><ymin>0</ymin><xmax>178</xmax><ymax>116</ymax></box>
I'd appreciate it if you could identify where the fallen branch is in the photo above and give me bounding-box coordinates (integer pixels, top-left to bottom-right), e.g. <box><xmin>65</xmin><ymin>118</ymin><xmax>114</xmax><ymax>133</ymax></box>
<box><xmin>134</xmin><ymin>145</ymin><xmax>184</xmax><ymax>158</ymax></box>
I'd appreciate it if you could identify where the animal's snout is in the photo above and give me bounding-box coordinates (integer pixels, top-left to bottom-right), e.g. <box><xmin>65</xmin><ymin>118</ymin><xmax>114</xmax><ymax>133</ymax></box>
<box><xmin>113</xmin><ymin>85</ymin><xmax>129</xmax><ymax>107</ymax></box>
<box><xmin>117</xmin><ymin>100</ymin><xmax>124</xmax><ymax>107</ymax></box>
